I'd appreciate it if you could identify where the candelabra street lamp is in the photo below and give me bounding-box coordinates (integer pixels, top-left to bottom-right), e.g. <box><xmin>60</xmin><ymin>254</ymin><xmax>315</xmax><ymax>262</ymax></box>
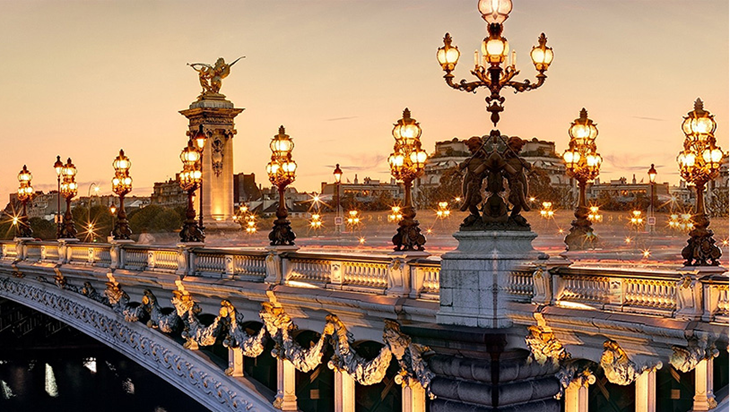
<box><xmin>437</xmin><ymin>0</ymin><xmax>553</xmax><ymax>130</ymax></box>
<box><xmin>266</xmin><ymin>126</ymin><xmax>297</xmax><ymax>246</ymax></box>
<box><xmin>111</xmin><ymin>149</ymin><xmax>133</xmax><ymax>240</ymax></box>
<box><xmin>648</xmin><ymin>163</ymin><xmax>657</xmax><ymax>234</ymax></box>
<box><xmin>333</xmin><ymin>164</ymin><xmax>343</xmax><ymax>235</ymax></box>
<box><xmin>388</xmin><ymin>108</ymin><xmax>428</xmax><ymax>251</ymax></box>
<box><xmin>16</xmin><ymin>165</ymin><xmax>34</xmax><ymax>238</ymax></box>
<box><xmin>179</xmin><ymin>139</ymin><xmax>204</xmax><ymax>243</ymax></box>
<box><xmin>677</xmin><ymin>98</ymin><xmax>724</xmax><ymax>266</ymax></box>
<box><xmin>53</xmin><ymin>155</ymin><xmax>64</xmax><ymax>238</ymax></box>
<box><xmin>59</xmin><ymin>158</ymin><xmax>78</xmax><ymax>239</ymax></box>
<box><xmin>562</xmin><ymin>108</ymin><xmax>602</xmax><ymax>250</ymax></box>
<box><xmin>191</xmin><ymin>124</ymin><xmax>207</xmax><ymax>233</ymax></box>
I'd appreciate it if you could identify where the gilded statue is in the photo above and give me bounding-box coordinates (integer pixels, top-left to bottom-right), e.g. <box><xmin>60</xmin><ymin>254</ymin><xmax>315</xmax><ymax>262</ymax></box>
<box><xmin>188</xmin><ymin>56</ymin><xmax>244</xmax><ymax>96</ymax></box>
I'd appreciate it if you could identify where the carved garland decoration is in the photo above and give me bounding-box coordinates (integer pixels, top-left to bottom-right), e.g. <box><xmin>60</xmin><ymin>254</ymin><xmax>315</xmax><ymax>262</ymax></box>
<box><xmin>0</xmin><ymin>276</ymin><xmax>270</xmax><ymax>411</ymax></box>
<box><xmin>21</xmin><ymin>271</ymin><xmax>435</xmax><ymax>398</ymax></box>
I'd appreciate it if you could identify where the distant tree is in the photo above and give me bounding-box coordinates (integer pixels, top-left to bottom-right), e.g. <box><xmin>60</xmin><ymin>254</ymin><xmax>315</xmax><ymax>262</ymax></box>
<box><xmin>128</xmin><ymin>205</ymin><xmax>183</xmax><ymax>234</ymax></box>
<box><xmin>29</xmin><ymin>217</ymin><xmax>56</xmax><ymax>240</ymax></box>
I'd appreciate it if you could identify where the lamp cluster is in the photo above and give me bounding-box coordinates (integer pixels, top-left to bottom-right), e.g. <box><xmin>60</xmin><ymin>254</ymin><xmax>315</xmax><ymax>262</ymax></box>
<box><xmin>677</xmin><ymin>99</ymin><xmax>724</xmax><ymax>185</ymax></box>
<box><xmin>563</xmin><ymin>109</ymin><xmax>602</xmax><ymax>182</ymax></box>
<box><xmin>111</xmin><ymin>149</ymin><xmax>133</xmax><ymax>241</ymax></box>
<box><xmin>388</xmin><ymin>109</ymin><xmax>427</xmax><ymax>252</ymax></box>
<box><xmin>266</xmin><ymin>126</ymin><xmax>297</xmax><ymax>246</ymax></box>
<box><xmin>676</xmin><ymin>99</ymin><xmax>725</xmax><ymax>266</ymax></box>
<box><xmin>388</xmin><ymin>109</ymin><xmax>427</xmax><ymax>183</ymax></box>
<box><xmin>15</xmin><ymin>165</ymin><xmax>34</xmax><ymax>238</ymax></box>
<box><xmin>178</xmin><ymin>128</ymin><xmax>206</xmax><ymax>243</ymax></box>
<box><xmin>266</xmin><ymin>126</ymin><xmax>297</xmax><ymax>189</ymax></box>
<box><xmin>180</xmin><ymin>140</ymin><xmax>202</xmax><ymax>191</ymax></box>
<box><xmin>437</xmin><ymin>0</ymin><xmax>553</xmax><ymax>127</ymax></box>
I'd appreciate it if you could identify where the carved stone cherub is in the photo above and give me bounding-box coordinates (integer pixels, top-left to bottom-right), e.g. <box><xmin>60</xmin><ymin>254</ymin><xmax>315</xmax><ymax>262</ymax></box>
<box><xmin>503</xmin><ymin>136</ymin><xmax>532</xmax><ymax>225</ymax></box>
<box><xmin>459</xmin><ymin>136</ymin><xmax>488</xmax><ymax>224</ymax></box>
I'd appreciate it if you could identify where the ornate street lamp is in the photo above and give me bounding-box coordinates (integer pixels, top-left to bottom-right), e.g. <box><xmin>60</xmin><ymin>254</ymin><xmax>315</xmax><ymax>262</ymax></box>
<box><xmin>333</xmin><ymin>163</ymin><xmax>343</xmax><ymax>234</ymax></box>
<box><xmin>191</xmin><ymin>124</ymin><xmax>207</xmax><ymax>232</ymax></box>
<box><xmin>16</xmin><ymin>165</ymin><xmax>34</xmax><ymax>238</ymax></box>
<box><xmin>179</xmin><ymin>139</ymin><xmax>204</xmax><ymax>243</ymax></box>
<box><xmin>437</xmin><ymin>0</ymin><xmax>553</xmax><ymax>129</ymax></box>
<box><xmin>676</xmin><ymin>98</ymin><xmax>724</xmax><ymax>266</ymax></box>
<box><xmin>562</xmin><ymin>108</ymin><xmax>602</xmax><ymax>250</ymax></box>
<box><xmin>111</xmin><ymin>149</ymin><xmax>133</xmax><ymax>240</ymax></box>
<box><xmin>648</xmin><ymin>164</ymin><xmax>657</xmax><ymax>234</ymax></box>
<box><xmin>388</xmin><ymin>108</ymin><xmax>428</xmax><ymax>251</ymax></box>
<box><xmin>53</xmin><ymin>155</ymin><xmax>64</xmax><ymax>238</ymax></box>
<box><xmin>59</xmin><ymin>158</ymin><xmax>78</xmax><ymax>239</ymax></box>
<box><xmin>266</xmin><ymin>126</ymin><xmax>297</xmax><ymax>246</ymax></box>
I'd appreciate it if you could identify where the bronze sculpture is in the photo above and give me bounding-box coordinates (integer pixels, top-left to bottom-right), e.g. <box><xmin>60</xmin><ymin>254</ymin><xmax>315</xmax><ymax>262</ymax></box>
<box><xmin>458</xmin><ymin>132</ymin><xmax>533</xmax><ymax>230</ymax></box>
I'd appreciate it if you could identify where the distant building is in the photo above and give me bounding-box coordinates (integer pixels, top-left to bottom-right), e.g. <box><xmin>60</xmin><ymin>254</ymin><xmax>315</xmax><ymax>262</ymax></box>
<box><xmin>233</xmin><ymin>173</ymin><xmax>263</xmax><ymax>204</ymax></box>
<box><xmin>320</xmin><ymin>174</ymin><xmax>403</xmax><ymax>207</ymax></box>
<box><xmin>587</xmin><ymin>176</ymin><xmax>671</xmax><ymax>206</ymax></box>
<box><xmin>150</xmin><ymin>175</ymin><xmax>187</xmax><ymax>208</ymax></box>
<box><xmin>423</xmin><ymin>136</ymin><xmax>569</xmax><ymax>187</ymax></box>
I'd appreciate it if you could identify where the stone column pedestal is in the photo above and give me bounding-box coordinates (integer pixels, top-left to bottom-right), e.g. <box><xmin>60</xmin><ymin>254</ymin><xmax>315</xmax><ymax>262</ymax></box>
<box><xmin>180</xmin><ymin>95</ymin><xmax>244</xmax><ymax>231</ymax></box>
<box><xmin>437</xmin><ymin>230</ymin><xmax>547</xmax><ymax>328</ymax></box>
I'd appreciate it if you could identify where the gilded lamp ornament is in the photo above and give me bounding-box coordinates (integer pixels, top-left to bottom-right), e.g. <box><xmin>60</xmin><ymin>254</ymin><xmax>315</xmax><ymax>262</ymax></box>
<box><xmin>437</xmin><ymin>0</ymin><xmax>553</xmax><ymax>128</ymax></box>
<box><xmin>16</xmin><ymin>165</ymin><xmax>34</xmax><ymax>238</ymax></box>
<box><xmin>111</xmin><ymin>149</ymin><xmax>133</xmax><ymax>241</ymax></box>
<box><xmin>179</xmin><ymin>139</ymin><xmax>204</xmax><ymax>243</ymax></box>
<box><xmin>59</xmin><ymin>158</ymin><xmax>78</xmax><ymax>239</ymax></box>
<box><xmin>562</xmin><ymin>108</ymin><xmax>602</xmax><ymax>251</ymax></box>
<box><xmin>267</xmin><ymin>126</ymin><xmax>297</xmax><ymax>246</ymax></box>
<box><xmin>677</xmin><ymin>98</ymin><xmax>724</xmax><ymax>266</ymax></box>
<box><xmin>388</xmin><ymin>108</ymin><xmax>427</xmax><ymax>251</ymax></box>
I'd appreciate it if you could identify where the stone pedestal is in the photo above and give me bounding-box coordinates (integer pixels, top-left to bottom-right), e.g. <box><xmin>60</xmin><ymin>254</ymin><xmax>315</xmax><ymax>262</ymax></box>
<box><xmin>180</xmin><ymin>95</ymin><xmax>244</xmax><ymax>231</ymax></box>
<box><xmin>437</xmin><ymin>230</ymin><xmax>547</xmax><ymax>328</ymax></box>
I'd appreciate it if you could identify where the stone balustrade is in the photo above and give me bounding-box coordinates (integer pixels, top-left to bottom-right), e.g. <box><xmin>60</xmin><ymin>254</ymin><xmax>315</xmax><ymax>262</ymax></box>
<box><xmin>0</xmin><ymin>239</ymin><xmax>727</xmax><ymax>322</ymax></box>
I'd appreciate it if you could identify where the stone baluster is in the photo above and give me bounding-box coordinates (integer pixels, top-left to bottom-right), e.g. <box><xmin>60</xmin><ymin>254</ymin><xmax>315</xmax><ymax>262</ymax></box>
<box><xmin>693</xmin><ymin>357</ymin><xmax>716</xmax><ymax>411</ymax></box>
<box><xmin>635</xmin><ymin>368</ymin><xmax>657</xmax><ymax>412</ymax></box>
<box><xmin>275</xmin><ymin>358</ymin><xmax>297</xmax><ymax>411</ymax></box>
<box><xmin>334</xmin><ymin>369</ymin><xmax>355</xmax><ymax>412</ymax></box>
<box><xmin>402</xmin><ymin>382</ymin><xmax>426</xmax><ymax>412</ymax></box>
<box><xmin>14</xmin><ymin>238</ymin><xmax>28</xmax><ymax>262</ymax></box>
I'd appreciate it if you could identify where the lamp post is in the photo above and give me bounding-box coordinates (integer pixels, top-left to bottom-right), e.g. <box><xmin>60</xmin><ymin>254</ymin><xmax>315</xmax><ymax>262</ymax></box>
<box><xmin>111</xmin><ymin>149</ymin><xmax>133</xmax><ymax>240</ymax></box>
<box><xmin>437</xmin><ymin>0</ymin><xmax>553</xmax><ymax>135</ymax></box>
<box><xmin>191</xmin><ymin>124</ymin><xmax>207</xmax><ymax>233</ymax></box>
<box><xmin>333</xmin><ymin>164</ymin><xmax>343</xmax><ymax>234</ymax></box>
<box><xmin>59</xmin><ymin>158</ymin><xmax>78</xmax><ymax>239</ymax></box>
<box><xmin>53</xmin><ymin>156</ymin><xmax>64</xmax><ymax>238</ymax></box>
<box><xmin>562</xmin><ymin>109</ymin><xmax>602</xmax><ymax>250</ymax></box>
<box><xmin>16</xmin><ymin>165</ymin><xmax>34</xmax><ymax>238</ymax></box>
<box><xmin>266</xmin><ymin>126</ymin><xmax>297</xmax><ymax>246</ymax></box>
<box><xmin>179</xmin><ymin>139</ymin><xmax>204</xmax><ymax>243</ymax></box>
<box><xmin>388</xmin><ymin>108</ymin><xmax>428</xmax><ymax>251</ymax></box>
<box><xmin>86</xmin><ymin>183</ymin><xmax>99</xmax><ymax>242</ymax></box>
<box><xmin>648</xmin><ymin>164</ymin><xmax>657</xmax><ymax>234</ymax></box>
<box><xmin>676</xmin><ymin>98</ymin><xmax>724</xmax><ymax>266</ymax></box>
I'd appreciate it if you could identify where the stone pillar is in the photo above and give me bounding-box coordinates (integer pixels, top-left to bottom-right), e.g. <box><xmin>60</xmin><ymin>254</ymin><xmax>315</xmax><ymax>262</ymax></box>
<box><xmin>438</xmin><ymin>230</ymin><xmax>547</xmax><ymax>328</ymax></box>
<box><xmin>275</xmin><ymin>358</ymin><xmax>297</xmax><ymax>411</ymax></box>
<box><xmin>564</xmin><ymin>381</ymin><xmax>589</xmax><ymax>412</ymax></box>
<box><xmin>635</xmin><ymin>369</ymin><xmax>657</xmax><ymax>412</ymax></box>
<box><xmin>227</xmin><ymin>347</ymin><xmax>243</xmax><ymax>377</ymax></box>
<box><xmin>180</xmin><ymin>96</ymin><xmax>243</xmax><ymax>231</ymax></box>
<box><xmin>334</xmin><ymin>369</ymin><xmax>355</xmax><ymax>412</ymax></box>
<box><xmin>402</xmin><ymin>382</ymin><xmax>426</xmax><ymax>412</ymax></box>
<box><xmin>692</xmin><ymin>357</ymin><xmax>716</xmax><ymax>411</ymax></box>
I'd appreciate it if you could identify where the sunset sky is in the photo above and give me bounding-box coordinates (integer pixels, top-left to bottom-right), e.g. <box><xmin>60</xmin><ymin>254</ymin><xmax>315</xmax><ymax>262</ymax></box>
<box><xmin>0</xmin><ymin>1</ymin><xmax>727</xmax><ymax>200</ymax></box>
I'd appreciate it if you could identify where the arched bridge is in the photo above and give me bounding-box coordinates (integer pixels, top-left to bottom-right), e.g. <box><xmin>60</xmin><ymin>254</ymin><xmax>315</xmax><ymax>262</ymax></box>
<box><xmin>0</xmin><ymin>238</ymin><xmax>727</xmax><ymax>412</ymax></box>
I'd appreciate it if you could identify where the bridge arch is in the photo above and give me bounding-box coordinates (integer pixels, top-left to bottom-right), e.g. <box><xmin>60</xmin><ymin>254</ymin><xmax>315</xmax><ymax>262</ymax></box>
<box><xmin>0</xmin><ymin>276</ymin><xmax>276</xmax><ymax>412</ymax></box>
